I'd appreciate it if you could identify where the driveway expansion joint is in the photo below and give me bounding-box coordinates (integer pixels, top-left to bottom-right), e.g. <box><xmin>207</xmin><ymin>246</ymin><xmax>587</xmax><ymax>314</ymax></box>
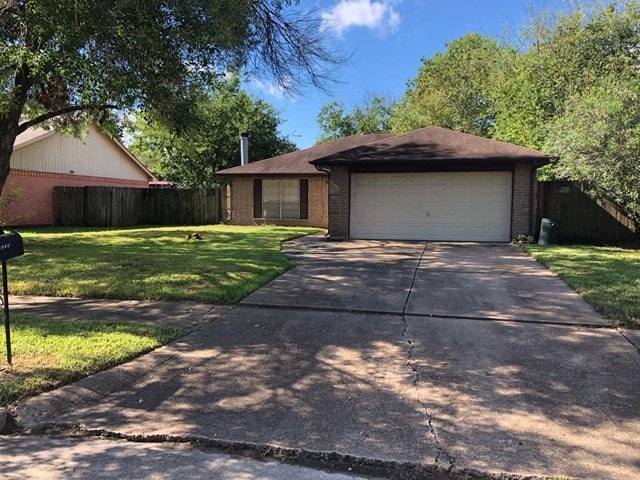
<box><xmin>402</xmin><ymin>242</ymin><xmax>429</xmax><ymax>315</ymax></box>
<box><xmin>618</xmin><ymin>329</ymin><xmax>640</xmax><ymax>353</ymax></box>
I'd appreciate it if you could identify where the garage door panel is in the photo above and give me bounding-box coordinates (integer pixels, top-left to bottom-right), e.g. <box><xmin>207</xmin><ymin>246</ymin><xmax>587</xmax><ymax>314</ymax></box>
<box><xmin>350</xmin><ymin>172</ymin><xmax>512</xmax><ymax>241</ymax></box>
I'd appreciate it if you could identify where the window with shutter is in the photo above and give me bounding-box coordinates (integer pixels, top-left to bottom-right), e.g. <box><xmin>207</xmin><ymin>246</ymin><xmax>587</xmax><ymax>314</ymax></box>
<box><xmin>256</xmin><ymin>178</ymin><xmax>307</xmax><ymax>219</ymax></box>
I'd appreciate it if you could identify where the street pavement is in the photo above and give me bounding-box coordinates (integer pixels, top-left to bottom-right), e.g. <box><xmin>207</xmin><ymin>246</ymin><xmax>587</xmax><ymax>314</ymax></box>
<box><xmin>4</xmin><ymin>234</ymin><xmax>640</xmax><ymax>479</ymax></box>
<box><xmin>0</xmin><ymin>435</ymin><xmax>368</xmax><ymax>480</ymax></box>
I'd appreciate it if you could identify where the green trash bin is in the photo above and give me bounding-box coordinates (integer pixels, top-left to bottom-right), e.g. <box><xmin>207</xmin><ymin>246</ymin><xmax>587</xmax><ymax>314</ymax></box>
<box><xmin>539</xmin><ymin>218</ymin><xmax>557</xmax><ymax>245</ymax></box>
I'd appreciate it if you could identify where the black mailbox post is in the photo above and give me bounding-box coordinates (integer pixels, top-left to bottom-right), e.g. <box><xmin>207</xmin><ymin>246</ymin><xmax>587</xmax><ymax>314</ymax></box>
<box><xmin>1</xmin><ymin>232</ymin><xmax>24</xmax><ymax>364</ymax></box>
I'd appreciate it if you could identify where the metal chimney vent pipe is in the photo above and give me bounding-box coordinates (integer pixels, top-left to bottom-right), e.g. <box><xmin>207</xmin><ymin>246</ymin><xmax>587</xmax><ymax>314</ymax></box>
<box><xmin>240</xmin><ymin>132</ymin><xmax>249</xmax><ymax>166</ymax></box>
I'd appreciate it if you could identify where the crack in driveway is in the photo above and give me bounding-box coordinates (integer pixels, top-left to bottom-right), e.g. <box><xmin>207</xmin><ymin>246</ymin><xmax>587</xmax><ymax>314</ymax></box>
<box><xmin>400</xmin><ymin>242</ymin><xmax>456</xmax><ymax>470</ymax></box>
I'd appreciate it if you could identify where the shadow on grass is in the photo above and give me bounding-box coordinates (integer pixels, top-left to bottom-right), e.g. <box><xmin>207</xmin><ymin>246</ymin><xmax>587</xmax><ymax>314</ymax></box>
<box><xmin>8</xmin><ymin>226</ymin><xmax>320</xmax><ymax>303</ymax></box>
<box><xmin>0</xmin><ymin>316</ymin><xmax>186</xmax><ymax>405</ymax></box>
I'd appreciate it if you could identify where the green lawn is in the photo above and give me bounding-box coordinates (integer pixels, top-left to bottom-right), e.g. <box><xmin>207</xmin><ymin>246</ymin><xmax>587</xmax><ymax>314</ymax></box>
<box><xmin>9</xmin><ymin>225</ymin><xmax>321</xmax><ymax>304</ymax></box>
<box><xmin>1</xmin><ymin>225</ymin><xmax>320</xmax><ymax>406</ymax></box>
<box><xmin>0</xmin><ymin>315</ymin><xmax>185</xmax><ymax>406</ymax></box>
<box><xmin>523</xmin><ymin>244</ymin><xmax>640</xmax><ymax>328</ymax></box>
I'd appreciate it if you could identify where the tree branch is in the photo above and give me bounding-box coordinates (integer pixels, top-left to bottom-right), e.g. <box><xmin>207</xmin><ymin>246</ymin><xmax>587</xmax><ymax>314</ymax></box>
<box><xmin>18</xmin><ymin>103</ymin><xmax>117</xmax><ymax>133</ymax></box>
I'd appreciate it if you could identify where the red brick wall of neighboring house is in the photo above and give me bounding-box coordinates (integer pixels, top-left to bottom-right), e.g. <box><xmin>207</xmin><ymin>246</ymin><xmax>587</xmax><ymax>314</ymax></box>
<box><xmin>226</xmin><ymin>175</ymin><xmax>328</xmax><ymax>228</ymax></box>
<box><xmin>1</xmin><ymin>169</ymin><xmax>149</xmax><ymax>226</ymax></box>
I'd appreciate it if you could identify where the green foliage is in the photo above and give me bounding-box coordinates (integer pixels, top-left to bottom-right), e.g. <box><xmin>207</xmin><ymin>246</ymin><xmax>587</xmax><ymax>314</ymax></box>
<box><xmin>493</xmin><ymin>1</ymin><xmax>640</xmax><ymax>150</ymax></box>
<box><xmin>10</xmin><ymin>225</ymin><xmax>321</xmax><ymax>303</ymax></box>
<box><xmin>316</xmin><ymin>95</ymin><xmax>396</xmax><ymax>143</ymax></box>
<box><xmin>0</xmin><ymin>316</ymin><xmax>185</xmax><ymax>405</ymax></box>
<box><xmin>394</xmin><ymin>1</ymin><xmax>640</xmax><ymax>220</ymax></box>
<box><xmin>544</xmin><ymin>76</ymin><xmax>640</xmax><ymax>221</ymax></box>
<box><xmin>391</xmin><ymin>34</ymin><xmax>509</xmax><ymax>136</ymax></box>
<box><xmin>130</xmin><ymin>77</ymin><xmax>296</xmax><ymax>187</ymax></box>
<box><xmin>0</xmin><ymin>0</ymin><xmax>340</xmax><ymax>192</ymax></box>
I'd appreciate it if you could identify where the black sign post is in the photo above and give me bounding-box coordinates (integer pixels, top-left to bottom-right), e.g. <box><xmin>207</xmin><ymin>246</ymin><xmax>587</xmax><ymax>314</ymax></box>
<box><xmin>0</xmin><ymin>232</ymin><xmax>24</xmax><ymax>365</ymax></box>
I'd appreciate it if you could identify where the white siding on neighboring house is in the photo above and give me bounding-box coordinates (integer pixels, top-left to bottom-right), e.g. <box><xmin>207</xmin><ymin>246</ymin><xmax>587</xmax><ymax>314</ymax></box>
<box><xmin>11</xmin><ymin>124</ymin><xmax>150</xmax><ymax>181</ymax></box>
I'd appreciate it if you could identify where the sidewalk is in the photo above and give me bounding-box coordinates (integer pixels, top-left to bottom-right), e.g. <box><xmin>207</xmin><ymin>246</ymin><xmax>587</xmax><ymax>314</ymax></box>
<box><xmin>9</xmin><ymin>295</ymin><xmax>233</xmax><ymax>330</ymax></box>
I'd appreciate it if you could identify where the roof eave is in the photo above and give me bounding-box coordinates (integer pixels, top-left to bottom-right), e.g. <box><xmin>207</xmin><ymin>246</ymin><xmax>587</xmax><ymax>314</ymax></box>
<box><xmin>312</xmin><ymin>155</ymin><xmax>550</xmax><ymax>167</ymax></box>
<box><xmin>215</xmin><ymin>170</ymin><xmax>327</xmax><ymax>177</ymax></box>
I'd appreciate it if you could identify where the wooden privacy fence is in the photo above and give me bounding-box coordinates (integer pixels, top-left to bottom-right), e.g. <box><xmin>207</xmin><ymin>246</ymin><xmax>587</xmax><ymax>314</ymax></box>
<box><xmin>537</xmin><ymin>181</ymin><xmax>637</xmax><ymax>244</ymax></box>
<box><xmin>54</xmin><ymin>187</ymin><xmax>224</xmax><ymax>227</ymax></box>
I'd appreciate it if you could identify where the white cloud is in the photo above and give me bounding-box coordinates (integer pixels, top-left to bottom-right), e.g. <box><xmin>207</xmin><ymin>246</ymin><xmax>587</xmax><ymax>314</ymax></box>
<box><xmin>321</xmin><ymin>0</ymin><xmax>401</xmax><ymax>36</ymax></box>
<box><xmin>251</xmin><ymin>78</ymin><xmax>295</xmax><ymax>101</ymax></box>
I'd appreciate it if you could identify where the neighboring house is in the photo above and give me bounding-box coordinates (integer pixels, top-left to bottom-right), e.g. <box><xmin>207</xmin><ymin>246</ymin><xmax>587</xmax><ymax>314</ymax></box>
<box><xmin>218</xmin><ymin>127</ymin><xmax>549</xmax><ymax>242</ymax></box>
<box><xmin>2</xmin><ymin>124</ymin><xmax>156</xmax><ymax>226</ymax></box>
<box><xmin>217</xmin><ymin>134</ymin><xmax>393</xmax><ymax>228</ymax></box>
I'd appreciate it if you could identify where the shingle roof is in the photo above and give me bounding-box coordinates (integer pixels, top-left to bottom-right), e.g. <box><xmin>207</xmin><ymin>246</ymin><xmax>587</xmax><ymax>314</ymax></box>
<box><xmin>216</xmin><ymin>127</ymin><xmax>549</xmax><ymax>176</ymax></box>
<box><xmin>216</xmin><ymin>134</ymin><xmax>395</xmax><ymax>176</ymax></box>
<box><xmin>14</xmin><ymin>127</ymin><xmax>55</xmax><ymax>149</ymax></box>
<box><xmin>311</xmin><ymin>127</ymin><xmax>549</xmax><ymax>166</ymax></box>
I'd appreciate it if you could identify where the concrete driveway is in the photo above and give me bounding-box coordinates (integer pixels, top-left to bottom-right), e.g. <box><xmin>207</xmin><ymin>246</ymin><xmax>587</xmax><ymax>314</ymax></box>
<box><xmin>244</xmin><ymin>235</ymin><xmax>608</xmax><ymax>325</ymax></box>
<box><xmin>12</xmin><ymin>235</ymin><xmax>640</xmax><ymax>479</ymax></box>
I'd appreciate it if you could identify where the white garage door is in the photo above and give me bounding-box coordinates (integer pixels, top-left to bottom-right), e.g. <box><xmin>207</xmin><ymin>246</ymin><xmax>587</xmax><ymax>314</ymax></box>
<box><xmin>350</xmin><ymin>172</ymin><xmax>512</xmax><ymax>241</ymax></box>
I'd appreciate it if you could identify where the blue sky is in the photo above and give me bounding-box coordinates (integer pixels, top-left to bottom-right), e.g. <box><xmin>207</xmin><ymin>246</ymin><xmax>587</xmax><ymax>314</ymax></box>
<box><xmin>246</xmin><ymin>0</ymin><xmax>569</xmax><ymax>150</ymax></box>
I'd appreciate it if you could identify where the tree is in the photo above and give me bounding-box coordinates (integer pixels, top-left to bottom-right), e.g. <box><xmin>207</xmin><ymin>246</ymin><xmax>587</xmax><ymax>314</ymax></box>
<box><xmin>493</xmin><ymin>1</ymin><xmax>640</xmax><ymax>149</ymax></box>
<box><xmin>130</xmin><ymin>78</ymin><xmax>296</xmax><ymax>187</ymax></box>
<box><xmin>393</xmin><ymin>1</ymin><xmax>640</xmax><ymax>218</ymax></box>
<box><xmin>316</xmin><ymin>95</ymin><xmax>396</xmax><ymax>143</ymax></box>
<box><xmin>0</xmin><ymin>0</ymin><xmax>340</xmax><ymax>195</ymax></box>
<box><xmin>544</xmin><ymin>76</ymin><xmax>640</xmax><ymax>221</ymax></box>
<box><xmin>499</xmin><ymin>1</ymin><xmax>640</xmax><ymax>219</ymax></box>
<box><xmin>391</xmin><ymin>33</ymin><xmax>509</xmax><ymax>136</ymax></box>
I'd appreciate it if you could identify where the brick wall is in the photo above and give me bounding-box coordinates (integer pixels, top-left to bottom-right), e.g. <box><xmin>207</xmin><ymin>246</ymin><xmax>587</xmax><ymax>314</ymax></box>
<box><xmin>1</xmin><ymin>169</ymin><xmax>149</xmax><ymax>226</ymax></box>
<box><xmin>227</xmin><ymin>175</ymin><xmax>328</xmax><ymax>228</ymax></box>
<box><xmin>511</xmin><ymin>163</ymin><xmax>535</xmax><ymax>238</ymax></box>
<box><xmin>327</xmin><ymin>166</ymin><xmax>350</xmax><ymax>239</ymax></box>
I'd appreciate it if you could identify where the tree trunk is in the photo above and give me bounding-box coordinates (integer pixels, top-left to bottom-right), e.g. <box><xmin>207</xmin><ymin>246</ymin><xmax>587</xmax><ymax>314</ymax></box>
<box><xmin>0</xmin><ymin>63</ymin><xmax>32</xmax><ymax>197</ymax></box>
<box><xmin>0</xmin><ymin>116</ymin><xmax>20</xmax><ymax>198</ymax></box>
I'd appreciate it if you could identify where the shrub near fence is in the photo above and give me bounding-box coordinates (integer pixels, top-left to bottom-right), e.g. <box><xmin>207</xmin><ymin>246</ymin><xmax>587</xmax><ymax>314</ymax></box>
<box><xmin>54</xmin><ymin>187</ymin><xmax>224</xmax><ymax>226</ymax></box>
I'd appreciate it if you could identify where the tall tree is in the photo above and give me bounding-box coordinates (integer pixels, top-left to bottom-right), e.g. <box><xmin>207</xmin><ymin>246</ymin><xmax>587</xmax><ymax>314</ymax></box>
<box><xmin>391</xmin><ymin>33</ymin><xmax>509</xmax><ymax>136</ymax></box>
<box><xmin>493</xmin><ymin>1</ymin><xmax>640</xmax><ymax>149</ymax></box>
<box><xmin>544</xmin><ymin>76</ymin><xmax>640</xmax><ymax>221</ymax></box>
<box><xmin>0</xmin><ymin>0</ymin><xmax>340</xmax><ymax>195</ymax></box>
<box><xmin>506</xmin><ymin>1</ymin><xmax>640</xmax><ymax>219</ymax></box>
<box><xmin>393</xmin><ymin>1</ymin><xmax>640</xmax><ymax>219</ymax></box>
<box><xmin>130</xmin><ymin>78</ymin><xmax>296</xmax><ymax>187</ymax></box>
<box><xmin>316</xmin><ymin>94</ymin><xmax>396</xmax><ymax>143</ymax></box>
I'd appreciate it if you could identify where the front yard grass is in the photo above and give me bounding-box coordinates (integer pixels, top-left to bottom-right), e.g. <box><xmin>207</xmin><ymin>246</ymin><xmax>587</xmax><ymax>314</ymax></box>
<box><xmin>0</xmin><ymin>315</ymin><xmax>185</xmax><ymax>406</ymax></box>
<box><xmin>9</xmin><ymin>225</ymin><xmax>321</xmax><ymax>304</ymax></box>
<box><xmin>522</xmin><ymin>244</ymin><xmax>640</xmax><ymax>328</ymax></box>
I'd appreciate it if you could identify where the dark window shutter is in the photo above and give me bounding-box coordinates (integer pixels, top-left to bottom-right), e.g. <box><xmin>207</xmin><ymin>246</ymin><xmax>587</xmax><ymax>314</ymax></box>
<box><xmin>299</xmin><ymin>179</ymin><xmax>308</xmax><ymax>220</ymax></box>
<box><xmin>253</xmin><ymin>179</ymin><xmax>262</xmax><ymax>218</ymax></box>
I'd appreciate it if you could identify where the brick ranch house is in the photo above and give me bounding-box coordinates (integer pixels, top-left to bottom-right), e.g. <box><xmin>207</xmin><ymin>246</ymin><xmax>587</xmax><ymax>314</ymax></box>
<box><xmin>218</xmin><ymin>127</ymin><xmax>549</xmax><ymax>242</ymax></box>
<box><xmin>217</xmin><ymin>134</ymin><xmax>393</xmax><ymax>228</ymax></box>
<box><xmin>2</xmin><ymin>124</ymin><xmax>156</xmax><ymax>226</ymax></box>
